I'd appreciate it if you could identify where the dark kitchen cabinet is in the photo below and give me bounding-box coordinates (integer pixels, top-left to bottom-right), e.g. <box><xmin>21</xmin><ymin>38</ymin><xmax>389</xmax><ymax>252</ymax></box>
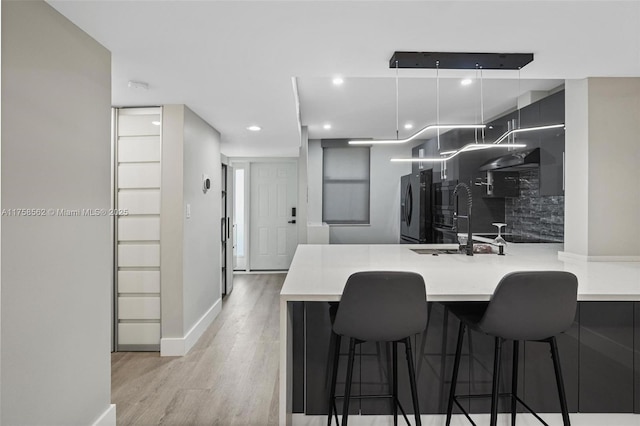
<box><xmin>635</xmin><ymin>302</ymin><xmax>640</xmax><ymax>413</ymax></box>
<box><xmin>304</xmin><ymin>302</ymin><xmax>361</xmax><ymax>415</ymax></box>
<box><xmin>298</xmin><ymin>301</ymin><xmax>638</xmax><ymax>416</ymax></box>
<box><xmin>292</xmin><ymin>302</ymin><xmax>305</xmax><ymax>413</ymax></box>
<box><xmin>538</xmin><ymin>91</ymin><xmax>565</xmax><ymax>196</ymax></box>
<box><xmin>414</xmin><ymin>303</ymin><xmax>471</xmax><ymax>414</ymax></box>
<box><xmin>579</xmin><ymin>302</ymin><xmax>635</xmax><ymax>413</ymax></box>
<box><xmin>489</xmin><ymin>171</ymin><xmax>519</xmax><ymax>197</ymax></box>
<box><xmin>522</xmin><ymin>313</ymin><xmax>579</xmax><ymax>413</ymax></box>
<box><xmin>518</xmin><ymin>102</ymin><xmax>540</xmax><ymax>128</ymax></box>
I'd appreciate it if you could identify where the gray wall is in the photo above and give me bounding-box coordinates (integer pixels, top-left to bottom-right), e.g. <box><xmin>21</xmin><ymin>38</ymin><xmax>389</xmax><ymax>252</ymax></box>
<box><xmin>308</xmin><ymin>140</ymin><xmax>411</xmax><ymax>244</ymax></box>
<box><xmin>182</xmin><ymin>106</ymin><xmax>221</xmax><ymax>332</ymax></box>
<box><xmin>1</xmin><ymin>1</ymin><xmax>112</xmax><ymax>423</ymax></box>
<box><xmin>161</xmin><ymin>105</ymin><xmax>222</xmax><ymax>349</ymax></box>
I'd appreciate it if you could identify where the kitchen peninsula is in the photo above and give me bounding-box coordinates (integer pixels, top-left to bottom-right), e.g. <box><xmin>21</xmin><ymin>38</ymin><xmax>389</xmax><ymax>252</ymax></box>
<box><xmin>279</xmin><ymin>244</ymin><xmax>640</xmax><ymax>425</ymax></box>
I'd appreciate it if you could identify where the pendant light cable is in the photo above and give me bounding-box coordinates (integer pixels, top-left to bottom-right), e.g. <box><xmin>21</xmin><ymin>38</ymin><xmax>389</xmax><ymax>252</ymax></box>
<box><xmin>436</xmin><ymin>61</ymin><xmax>440</xmax><ymax>150</ymax></box>
<box><xmin>480</xmin><ymin>66</ymin><xmax>485</xmax><ymax>143</ymax></box>
<box><xmin>515</xmin><ymin>67</ymin><xmax>522</xmax><ymax>145</ymax></box>
<box><xmin>474</xmin><ymin>64</ymin><xmax>479</xmax><ymax>143</ymax></box>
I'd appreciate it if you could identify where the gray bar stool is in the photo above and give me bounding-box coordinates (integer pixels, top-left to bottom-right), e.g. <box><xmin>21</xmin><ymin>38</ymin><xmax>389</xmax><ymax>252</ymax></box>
<box><xmin>445</xmin><ymin>271</ymin><xmax>578</xmax><ymax>426</ymax></box>
<box><xmin>328</xmin><ymin>271</ymin><xmax>428</xmax><ymax>426</ymax></box>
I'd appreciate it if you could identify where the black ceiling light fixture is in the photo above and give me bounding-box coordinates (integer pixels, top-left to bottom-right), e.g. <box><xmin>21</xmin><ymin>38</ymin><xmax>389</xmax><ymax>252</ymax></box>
<box><xmin>389</xmin><ymin>51</ymin><xmax>534</xmax><ymax>70</ymax></box>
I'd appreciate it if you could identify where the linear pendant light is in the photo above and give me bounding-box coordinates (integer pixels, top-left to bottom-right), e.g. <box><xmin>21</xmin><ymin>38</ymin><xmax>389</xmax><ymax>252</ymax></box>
<box><xmin>389</xmin><ymin>123</ymin><xmax>564</xmax><ymax>162</ymax></box>
<box><xmin>492</xmin><ymin>123</ymin><xmax>565</xmax><ymax>144</ymax></box>
<box><xmin>348</xmin><ymin>124</ymin><xmax>486</xmax><ymax>145</ymax></box>
<box><xmin>391</xmin><ymin>143</ymin><xmax>527</xmax><ymax>163</ymax></box>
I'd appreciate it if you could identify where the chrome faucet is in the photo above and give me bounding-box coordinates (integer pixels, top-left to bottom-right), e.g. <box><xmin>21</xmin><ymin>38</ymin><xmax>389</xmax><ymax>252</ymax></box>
<box><xmin>452</xmin><ymin>182</ymin><xmax>473</xmax><ymax>256</ymax></box>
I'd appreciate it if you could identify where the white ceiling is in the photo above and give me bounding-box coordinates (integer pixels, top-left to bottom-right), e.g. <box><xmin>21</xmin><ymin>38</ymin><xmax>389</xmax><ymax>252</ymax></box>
<box><xmin>47</xmin><ymin>1</ymin><xmax>640</xmax><ymax>157</ymax></box>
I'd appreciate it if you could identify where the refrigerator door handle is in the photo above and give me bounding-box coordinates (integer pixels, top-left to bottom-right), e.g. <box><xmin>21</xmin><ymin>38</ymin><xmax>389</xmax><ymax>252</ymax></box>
<box><xmin>405</xmin><ymin>183</ymin><xmax>413</xmax><ymax>226</ymax></box>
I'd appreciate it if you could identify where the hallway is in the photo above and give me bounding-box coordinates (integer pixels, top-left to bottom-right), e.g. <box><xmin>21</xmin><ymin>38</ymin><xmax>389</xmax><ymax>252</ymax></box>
<box><xmin>111</xmin><ymin>274</ymin><xmax>284</xmax><ymax>425</ymax></box>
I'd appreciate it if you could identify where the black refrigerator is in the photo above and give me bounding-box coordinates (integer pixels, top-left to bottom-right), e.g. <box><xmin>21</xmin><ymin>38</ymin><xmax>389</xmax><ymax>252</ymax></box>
<box><xmin>400</xmin><ymin>170</ymin><xmax>433</xmax><ymax>243</ymax></box>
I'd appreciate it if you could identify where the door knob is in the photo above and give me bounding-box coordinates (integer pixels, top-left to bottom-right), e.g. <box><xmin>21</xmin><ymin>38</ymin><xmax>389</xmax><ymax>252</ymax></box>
<box><xmin>288</xmin><ymin>220</ymin><xmax>296</xmax><ymax>224</ymax></box>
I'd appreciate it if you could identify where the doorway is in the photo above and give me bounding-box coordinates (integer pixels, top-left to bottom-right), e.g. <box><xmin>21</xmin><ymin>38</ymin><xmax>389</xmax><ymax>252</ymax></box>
<box><xmin>233</xmin><ymin>166</ymin><xmax>246</xmax><ymax>271</ymax></box>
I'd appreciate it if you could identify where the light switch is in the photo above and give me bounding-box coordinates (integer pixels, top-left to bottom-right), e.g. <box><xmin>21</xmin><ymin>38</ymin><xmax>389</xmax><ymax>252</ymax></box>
<box><xmin>186</xmin><ymin>203</ymin><xmax>191</xmax><ymax>219</ymax></box>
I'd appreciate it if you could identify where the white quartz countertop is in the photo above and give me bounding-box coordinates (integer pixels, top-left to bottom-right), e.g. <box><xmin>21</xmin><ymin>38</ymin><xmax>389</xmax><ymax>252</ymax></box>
<box><xmin>281</xmin><ymin>244</ymin><xmax>640</xmax><ymax>302</ymax></box>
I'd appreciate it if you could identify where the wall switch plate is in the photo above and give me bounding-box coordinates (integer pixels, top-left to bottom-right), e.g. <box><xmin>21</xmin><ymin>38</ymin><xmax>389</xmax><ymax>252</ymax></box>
<box><xmin>186</xmin><ymin>203</ymin><xmax>191</xmax><ymax>219</ymax></box>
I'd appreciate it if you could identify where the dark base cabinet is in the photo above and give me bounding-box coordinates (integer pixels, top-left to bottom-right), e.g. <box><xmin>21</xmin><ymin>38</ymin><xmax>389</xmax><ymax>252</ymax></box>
<box><xmin>579</xmin><ymin>302</ymin><xmax>635</xmax><ymax>413</ymax></box>
<box><xmin>635</xmin><ymin>303</ymin><xmax>640</xmax><ymax>414</ymax></box>
<box><xmin>295</xmin><ymin>301</ymin><xmax>639</xmax><ymax>415</ymax></box>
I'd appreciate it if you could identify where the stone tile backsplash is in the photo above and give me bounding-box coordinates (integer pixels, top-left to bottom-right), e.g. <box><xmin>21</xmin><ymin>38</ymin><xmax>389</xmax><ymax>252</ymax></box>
<box><xmin>504</xmin><ymin>169</ymin><xmax>564</xmax><ymax>242</ymax></box>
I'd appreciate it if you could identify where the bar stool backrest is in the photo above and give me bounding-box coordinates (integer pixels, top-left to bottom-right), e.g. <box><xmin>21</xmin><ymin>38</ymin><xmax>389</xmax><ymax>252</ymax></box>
<box><xmin>479</xmin><ymin>271</ymin><xmax>578</xmax><ymax>341</ymax></box>
<box><xmin>333</xmin><ymin>271</ymin><xmax>428</xmax><ymax>342</ymax></box>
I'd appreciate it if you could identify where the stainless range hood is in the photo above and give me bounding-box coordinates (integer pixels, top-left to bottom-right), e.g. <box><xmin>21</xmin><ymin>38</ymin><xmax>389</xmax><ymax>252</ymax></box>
<box><xmin>478</xmin><ymin>147</ymin><xmax>540</xmax><ymax>172</ymax></box>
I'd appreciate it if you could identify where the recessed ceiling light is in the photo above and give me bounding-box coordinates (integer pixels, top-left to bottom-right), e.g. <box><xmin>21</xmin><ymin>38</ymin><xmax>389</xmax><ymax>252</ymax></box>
<box><xmin>332</xmin><ymin>77</ymin><xmax>344</xmax><ymax>86</ymax></box>
<box><xmin>247</xmin><ymin>125</ymin><xmax>261</xmax><ymax>132</ymax></box>
<box><xmin>461</xmin><ymin>79</ymin><xmax>473</xmax><ymax>86</ymax></box>
<box><xmin>323</xmin><ymin>123</ymin><xmax>332</xmax><ymax>130</ymax></box>
<box><xmin>404</xmin><ymin>123</ymin><xmax>414</xmax><ymax>129</ymax></box>
<box><xmin>151</xmin><ymin>121</ymin><xmax>161</xmax><ymax>126</ymax></box>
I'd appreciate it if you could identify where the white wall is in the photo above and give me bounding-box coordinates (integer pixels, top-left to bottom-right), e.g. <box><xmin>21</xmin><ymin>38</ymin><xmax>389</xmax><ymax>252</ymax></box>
<box><xmin>160</xmin><ymin>105</ymin><xmax>222</xmax><ymax>356</ymax></box>
<box><xmin>160</xmin><ymin>105</ymin><xmax>185</xmax><ymax>339</ymax></box>
<box><xmin>565</xmin><ymin>78</ymin><xmax>640</xmax><ymax>258</ymax></box>
<box><xmin>308</xmin><ymin>141</ymin><xmax>411</xmax><ymax>244</ymax></box>
<box><xmin>564</xmin><ymin>79</ymin><xmax>590</xmax><ymax>257</ymax></box>
<box><xmin>1</xmin><ymin>1</ymin><xmax>113</xmax><ymax>423</ymax></box>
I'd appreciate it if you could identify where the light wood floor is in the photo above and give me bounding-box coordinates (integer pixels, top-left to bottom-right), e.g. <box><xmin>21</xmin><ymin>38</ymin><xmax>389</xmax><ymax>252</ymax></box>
<box><xmin>112</xmin><ymin>274</ymin><xmax>284</xmax><ymax>425</ymax></box>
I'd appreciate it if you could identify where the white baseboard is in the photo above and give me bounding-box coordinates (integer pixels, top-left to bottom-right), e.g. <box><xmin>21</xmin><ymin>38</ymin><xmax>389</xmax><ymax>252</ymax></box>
<box><xmin>160</xmin><ymin>298</ymin><xmax>221</xmax><ymax>356</ymax></box>
<box><xmin>292</xmin><ymin>413</ymin><xmax>640</xmax><ymax>426</ymax></box>
<box><xmin>558</xmin><ymin>251</ymin><xmax>640</xmax><ymax>262</ymax></box>
<box><xmin>92</xmin><ymin>404</ymin><xmax>116</xmax><ymax>426</ymax></box>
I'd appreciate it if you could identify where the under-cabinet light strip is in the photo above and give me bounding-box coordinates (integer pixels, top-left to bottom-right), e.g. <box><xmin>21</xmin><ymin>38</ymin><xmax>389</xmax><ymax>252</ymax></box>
<box><xmin>348</xmin><ymin>124</ymin><xmax>486</xmax><ymax>145</ymax></box>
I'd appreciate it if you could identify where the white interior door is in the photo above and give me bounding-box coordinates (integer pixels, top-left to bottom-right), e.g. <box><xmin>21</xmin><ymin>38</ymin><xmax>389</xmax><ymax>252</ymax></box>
<box><xmin>249</xmin><ymin>162</ymin><xmax>297</xmax><ymax>270</ymax></box>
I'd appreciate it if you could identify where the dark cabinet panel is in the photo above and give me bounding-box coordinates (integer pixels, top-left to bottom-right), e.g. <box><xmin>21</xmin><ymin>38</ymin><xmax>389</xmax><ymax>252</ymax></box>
<box><xmin>304</xmin><ymin>302</ymin><xmax>360</xmax><ymax>415</ymax></box>
<box><xmin>518</xmin><ymin>101</ymin><xmax>541</xmax><ymax>127</ymax></box>
<box><xmin>415</xmin><ymin>303</ymin><xmax>470</xmax><ymax>414</ymax></box>
<box><xmin>292</xmin><ymin>302</ymin><xmax>305</xmax><ymax>413</ymax></box>
<box><xmin>467</xmin><ymin>326</ymin><xmax>521</xmax><ymax>414</ymax></box>
<box><xmin>539</xmin><ymin>91</ymin><xmax>565</xmax><ymax>125</ymax></box>
<box><xmin>523</xmin><ymin>313</ymin><xmax>579</xmax><ymax>413</ymax></box>
<box><xmin>359</xmin><ymin>340</ymin><xmax>415</xmax><ymax>414</ymax></box>
<box><xmin>538</xmin><ymin>91</ymin><xmax>565</xmax><ymax>196</ymax></box>
<box><xmin>579</xmin><ymin>302</ymin><xmax>635</xmax><ymax>413</ymax></box>
<box><xmin>489</xmin><ymin>171</ymin><xmax>519</xmax><ymax>198</ymax></box>
<box><xmin>635</xmin><ymin>302</ymin><xmax>640</xmax><ymax>413</ymax></box>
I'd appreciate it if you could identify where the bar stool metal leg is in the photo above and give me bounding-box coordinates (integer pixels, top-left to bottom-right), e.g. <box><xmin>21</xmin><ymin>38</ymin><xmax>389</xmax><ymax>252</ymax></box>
<box><xmin>393</xmin><ymin>341</ymin><xmax>398</xmax><ymax>426</ymax></box>
<box><xmin>446</xmin><ymin>322</ymin><xmax>465</xmax><ymax>426</ymax></box>
<box><xmin>328</xmin><ymin>333</ymin><xmax>341</xmax><ymax>426</ymax></box>
<box><xmin>404</xmin><ymin>337</ymin><xmax>422</xmax><ymax>426</ymax></box>
<box><xmin>490</xmin><ymin>337</ymin><xmax>503</xmax><ymax>426</ymax></box>
<box><xmin>341</xmin><ymin>338</ymin><xmax>357</xmax><ymax>426</ymax></box>
<box><xmin>511</xmin><ymin>340</ymin><xmax>519</xmax><ymax>426</ymax></box>
<box><xmin>549</xmin><ymin>337</ymin><xmax>571</xmax><ymax>426</ymax></box>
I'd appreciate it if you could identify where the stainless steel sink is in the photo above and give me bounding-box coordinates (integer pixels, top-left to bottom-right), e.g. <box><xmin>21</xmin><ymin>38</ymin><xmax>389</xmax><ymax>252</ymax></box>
<box><xmin>410</xmin><ymin>248</ymin><xmax>460</xmax><ymax>255</ymax></box>
<box><xmin>410</xmin><ymin>244</ymin><xmax>495</xmax><ymax>255</ymax></box>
